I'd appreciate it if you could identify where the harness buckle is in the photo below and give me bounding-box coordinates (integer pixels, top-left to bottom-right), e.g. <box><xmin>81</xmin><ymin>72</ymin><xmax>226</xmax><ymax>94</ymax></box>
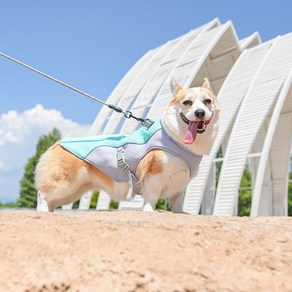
<box><xmin>117</xmin><ymin>147</ymin><xmax>135</xmax><ymax>201</ymax></box>
<box><xmin>116</xmin><ymin>147</ymin><xmax>130</xmax><ymax>172</ymax></box>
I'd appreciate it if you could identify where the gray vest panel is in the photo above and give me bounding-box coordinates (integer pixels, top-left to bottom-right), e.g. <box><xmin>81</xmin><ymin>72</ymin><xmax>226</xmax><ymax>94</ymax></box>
<box><xmin>85</xmin><ymin>126</ymin><xmax>202</xmax><ymax>195</ymax></box>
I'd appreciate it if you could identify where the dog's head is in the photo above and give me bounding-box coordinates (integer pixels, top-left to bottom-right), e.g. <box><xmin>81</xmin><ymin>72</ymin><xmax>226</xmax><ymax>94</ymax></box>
<box><xmin>162</xmin><ymin>78</ymin><xmax>220</xmax><ymax>155</ymax></box>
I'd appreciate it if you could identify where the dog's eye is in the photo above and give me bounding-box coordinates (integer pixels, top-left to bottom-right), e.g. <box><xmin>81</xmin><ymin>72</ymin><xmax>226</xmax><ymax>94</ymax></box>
<box><xmin>203</xmin><ymin>99</ymin><xmax>212</xmax><ymax>105</ymax></box>
<box><xmin>183</xmin><ymin>100</ymin><xmax>193</xmax><ymax>106</ymax></box>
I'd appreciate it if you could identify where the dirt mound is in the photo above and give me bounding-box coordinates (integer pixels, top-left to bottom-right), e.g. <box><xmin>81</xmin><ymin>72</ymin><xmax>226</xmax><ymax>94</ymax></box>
<box><xmin>0</xmin><ymin>211</ymin><xmax>291</xmax><ymax>291</ymax></box>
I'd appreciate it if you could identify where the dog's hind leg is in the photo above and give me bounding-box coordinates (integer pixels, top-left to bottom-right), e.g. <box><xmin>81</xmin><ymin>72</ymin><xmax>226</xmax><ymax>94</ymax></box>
<box><xmin>141</xmin><ymin>177</ymin><xmax>164</xmax><ymax>212</ymax></box>
<box><xmin>37</xmin><ymin>190</ymin><xmax>51</xmax><ymax>212</ymax></box>
<box><xmin>37</xmin><ymin>182</ymin><xmax>94</xmax><ymax>212</ymax></box>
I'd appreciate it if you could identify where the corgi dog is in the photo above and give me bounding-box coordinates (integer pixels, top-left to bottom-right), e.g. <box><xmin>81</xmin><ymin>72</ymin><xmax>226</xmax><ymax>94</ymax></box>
<box><xmin>35</xmin><ymin>78</ymin><xmax>219</xmax><ymax>212</ymax></box>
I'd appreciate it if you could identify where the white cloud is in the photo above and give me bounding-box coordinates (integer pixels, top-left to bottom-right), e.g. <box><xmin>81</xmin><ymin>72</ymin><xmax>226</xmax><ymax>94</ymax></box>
<box><xmin>0</xmin><ymin>104</ymin><xmax>91</xmax><ymax>203</ymax></box>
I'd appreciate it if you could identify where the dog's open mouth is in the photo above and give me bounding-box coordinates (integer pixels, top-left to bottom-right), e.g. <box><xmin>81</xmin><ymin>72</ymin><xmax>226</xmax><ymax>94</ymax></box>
<box><xmin>180</xmin><ymin>113</ymin><xmax>211</xmax><ymax>144</ymax></box>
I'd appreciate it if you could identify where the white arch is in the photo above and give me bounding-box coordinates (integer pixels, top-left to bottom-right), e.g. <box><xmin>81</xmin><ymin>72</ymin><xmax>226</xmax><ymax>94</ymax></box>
<box><xmin>88</xmin><ymin>49</ymin><xmax>156</xmax><ymax>135</ymax></box>
<box><xmin>213</xmin><ymin>33</ymin><xmax>292</xmax><ymax>216</ymax></box>
<box><xmin>183</xmin><ymin>40</ymin><xmax>268</xmax><ymax>215</ymax></box>
<box><xmin>239</xmin><ymin>32</ymin><xmax>261</xmax><ymax>51</ymax></box>
<box><xmin>251</xmin><ymin>71</ymin><xmax>292</xmax><ymax>216</ymax></box>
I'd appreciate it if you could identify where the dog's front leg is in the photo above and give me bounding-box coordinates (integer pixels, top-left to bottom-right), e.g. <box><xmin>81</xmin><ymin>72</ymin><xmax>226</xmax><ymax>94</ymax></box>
<box><xmin>170</xmin><ymin>191</ymin><xmax>186</xmax><ymax>213</ymax></box>
<box><xmin>143</xmin><ymin>201</ymin><xmax>156</xmax><ymax>212</ymax></box>
<box><xmin>141</xmin><ymin>177</ymin><xmax>164</xmax><ymax>212</ymax></box>
<box><xmin>142</xmin><ymin>195</ymin><xmax>160</xmax><ymax>212</ymax></box>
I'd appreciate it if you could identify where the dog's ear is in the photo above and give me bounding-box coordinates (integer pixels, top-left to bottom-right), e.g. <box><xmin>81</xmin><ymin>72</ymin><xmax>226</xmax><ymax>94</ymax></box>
<box><xmin>202</xmin><ymin>77</ymin><xmax>220</xmax><ymax>112</ymax></box>
<box><xmin>170</xmin><ymin>78</ymin><xmax>182</xmax><ymax>96</ymax></box>
<box><xmin>202</xmin><ymin>77</ymin><xmax>211</xmax><ymax>90</ymax></box>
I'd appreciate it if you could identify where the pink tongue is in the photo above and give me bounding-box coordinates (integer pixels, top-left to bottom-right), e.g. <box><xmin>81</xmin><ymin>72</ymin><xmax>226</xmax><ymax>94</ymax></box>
<box><xmin>183</xmin><ymin>121</ymin><xmax>198</xmax><ymax>144</ymax></box>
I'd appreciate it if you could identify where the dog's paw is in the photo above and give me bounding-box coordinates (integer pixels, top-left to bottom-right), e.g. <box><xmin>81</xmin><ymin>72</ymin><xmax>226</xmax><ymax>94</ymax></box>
<box><xmin>37</xmin><ymin>191</ymin><xmax>49</xmax><ymax>212</ymax></box>
<box><xmin>143</xmin><ymin>202</ymin><xmax>156</xmax><ymax>212</ymax></box>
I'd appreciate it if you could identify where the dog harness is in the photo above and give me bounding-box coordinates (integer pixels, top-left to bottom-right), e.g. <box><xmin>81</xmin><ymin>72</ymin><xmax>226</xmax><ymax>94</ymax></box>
<box><xmin>60</xmin><ymin>120</ymin><xmax>202</xmax><ymax>196</ymax></box>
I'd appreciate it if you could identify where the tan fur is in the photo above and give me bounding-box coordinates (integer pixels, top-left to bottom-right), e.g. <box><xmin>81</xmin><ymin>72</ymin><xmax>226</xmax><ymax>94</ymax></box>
<box><xmin>170</xmin><ymin>87</ymin><xmax>218</xmax><ymax>108</ymax></box>
<box><xmin>136</xmin><ymin>150</ymin><xmax>165</xmax><ymax>182</ymax></box>
<box><xmin>35</xmin><ymin>141</ymin><xmax>116</xmax><ymax>210</ymax></box>
<box><xmin>35</xmin><ymin>141</ymin><xmax>114</xmax><ymax>193</ymax></box>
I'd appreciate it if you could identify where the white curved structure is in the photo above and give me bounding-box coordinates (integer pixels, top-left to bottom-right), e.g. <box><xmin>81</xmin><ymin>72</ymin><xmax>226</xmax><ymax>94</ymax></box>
<box><xmin>214</xmin><ymin>33</ymin><xmax>292</xmax><ymax>216</ymax></box>
<box><xmin>251</xmin><ymin>72</ymin><xmax>292</xmax><ymax>216</ymax></box>
<box><xmin>239</xmin><ymin>32</ymin><xmax>261</xmax><ymax>51</ymax></box>
<box><xmin>183</xmin><ymin>38</ymin><xmax>266</xmax><ymax>215</ymax></box>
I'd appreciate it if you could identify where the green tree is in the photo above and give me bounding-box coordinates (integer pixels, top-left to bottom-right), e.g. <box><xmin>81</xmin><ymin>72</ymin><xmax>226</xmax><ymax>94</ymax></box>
<box><xmin>238</xmin><ymin>168</ymin><xmax>252</xmax><ymax>216</ymax></box>
<box><xmin>90</xmin><ymin>191</ymin><xmax>99</xmax><ymax>209</ymax></box>
<box><xmin>17</xmin><ymin>128</ymin><xmax>61</xmax><ymax>208</ymax></box>
<box><xmin>0</xmin><ymin>202</ymin><xmax>18</xmax><ymax>208</ymax></box>
<box><xmin>288</xmin><ymin>172</ymin><xmax>292</xmax><ymax>216</ymax></box>
<box><xmin>109</xmin><ymin>199</ymin><xmax>119</xmax><ymax>210</ymax></box>
<box><xmin>156</xmin><ymin>198</ymin><xmax>172</xmax><ymax>211</ymax></box>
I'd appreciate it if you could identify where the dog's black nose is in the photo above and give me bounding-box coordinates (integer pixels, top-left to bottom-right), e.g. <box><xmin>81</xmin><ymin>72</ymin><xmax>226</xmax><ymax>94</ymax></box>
<box><xmin>195</xmin><ymin>109</ymin><xmax>205</xmax><ymax>119</ymax></box>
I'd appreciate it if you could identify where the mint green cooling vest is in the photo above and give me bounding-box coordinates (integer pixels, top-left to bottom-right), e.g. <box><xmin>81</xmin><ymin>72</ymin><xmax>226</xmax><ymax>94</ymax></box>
<box><xmin>61</xmin><ymin>120</ymin><xmax>202</xmax><ymax>194</ymax></box>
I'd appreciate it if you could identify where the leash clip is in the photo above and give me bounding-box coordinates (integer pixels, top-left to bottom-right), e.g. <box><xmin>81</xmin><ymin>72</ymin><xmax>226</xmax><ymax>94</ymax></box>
<box><xmin>141</xmin><ymin>118</ymin><xmax>154</xmax><ymax>129</ymax></box>
<box><xmin>124</xmin><ymin>111</ymin><xmax>133</xmax><ymax>119</ymax></box>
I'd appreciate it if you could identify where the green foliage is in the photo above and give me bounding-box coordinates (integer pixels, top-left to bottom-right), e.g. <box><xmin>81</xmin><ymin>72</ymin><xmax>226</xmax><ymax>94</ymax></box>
<box><xmin>109</xmin><ymin>200</ymin><xmax>119</xmax><ymax>209</ymax></box>
<box><xmin>156</xmin><ymin>198</ymin><xmax>172</xmax><ymax>211</ymax></box>
<box><xmin>17</xmin><ymin>128</ymin><xmax>61</xmax><ymax>208</ymax></box>
<box><xmin>215</xmin><ymin>147</ymin><xmax>223</xmax><ymax>188</ymax></box>
<box><xmin>238</xmin><ymin>168</ymin><xmax>252</xmax><ymax>216</ymax></box>
<box><xmin>90</xmin><ymin>191</ymin><xmax>99</xmax><ymax>209</ymax></box>
<box><xmin>72</xmin><ymin>200</ymin><xmax>80</xmax><ymax>209</ymax></box>
<box><xmin>0</xmin><ymin>202</ymin><xmax>18</xmax><ymax>208</ymax></box>
<box><xmin>288</xmin><ymin>173</ymin><xmax>292</xmax><ymax>216</ymax></box>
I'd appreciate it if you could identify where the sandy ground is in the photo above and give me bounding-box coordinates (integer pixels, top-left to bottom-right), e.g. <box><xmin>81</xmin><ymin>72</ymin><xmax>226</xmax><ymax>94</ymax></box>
<box><xmin>0</xmin><ymin>211</ymin><xmax>291</xmax><ymax>292</ymax></box>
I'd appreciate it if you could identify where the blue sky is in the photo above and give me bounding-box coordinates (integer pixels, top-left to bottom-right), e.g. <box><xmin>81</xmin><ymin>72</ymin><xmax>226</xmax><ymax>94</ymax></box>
<box><xmin>0</xmin><ymin>0</ymin><xmax>291</xmax><ymax>203</ymax></box>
